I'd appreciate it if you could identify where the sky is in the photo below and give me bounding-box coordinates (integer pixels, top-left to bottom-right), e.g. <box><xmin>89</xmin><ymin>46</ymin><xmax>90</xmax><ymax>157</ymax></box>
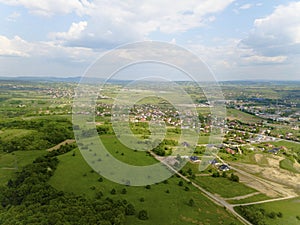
<box><xmin>0</xmin><ymin>0</ymin><xmax>300</xmax><ymax>81</ymax></box>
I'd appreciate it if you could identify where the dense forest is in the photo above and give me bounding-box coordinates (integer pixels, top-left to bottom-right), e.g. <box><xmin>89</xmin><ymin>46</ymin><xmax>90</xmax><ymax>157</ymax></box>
<box><xmin>0</xmin><ymin>118</ymin><xmax>74</xmax><ymax>152</ymax></box>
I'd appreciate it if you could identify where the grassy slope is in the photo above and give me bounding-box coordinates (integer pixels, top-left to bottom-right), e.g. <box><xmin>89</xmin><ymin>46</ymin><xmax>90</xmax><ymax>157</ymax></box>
<box><xmin>227</xmin><ymin>194</ymin><xmax>271</xmax><ymax>204</ymax></box>
<box><xmin>0</xmin><ymin>150</ymin><xmax>46</xmax><ymax>186</ymax></box>
<box><xmin>259</xmin><ymin>197</ymin><xmax>300</xmax><ymax>225</ymax></box>
<box><xmin>49</xmin><ymin>147</ymin><xmax>242</xmax><ymax>225</ymax></box>
<box><xmin>0</xmin><ymin>129</ymin><xmax>34</xmax><ymax>141</ymax></box>
<box><xmin>193</xmin><ymin>176</ymin><xmax>257</xmax><ymax>198</ymax></box>
<box><xmin>226</xmin><ymin>108</ymin><xmax>261</xmax><ymax>123</ymax></box>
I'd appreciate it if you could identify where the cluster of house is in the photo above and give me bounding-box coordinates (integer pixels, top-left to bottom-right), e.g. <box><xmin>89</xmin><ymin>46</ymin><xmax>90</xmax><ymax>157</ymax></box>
<box><xmin>47</xmin><ymin>87</ymin><xmax>74</xmax><ymax>99</ymax></box>
<box><xmin>264</xmin><ymin>144</ymin><xmax>287</xmax><ymax>154</ymax></box>
<box><xmin>126</xmin><ymin>104</ymin><xmax>200</xmax><ymax>128</ymax></box>
<box><xmin>208</xmin><ymin>158</ymin><xmax>230</xmax><ymax>171</ymax></box>
<box><xmin>189</xmin><ymin>156</ymin><xmax>231</xmax><ymax>171</ymax></box>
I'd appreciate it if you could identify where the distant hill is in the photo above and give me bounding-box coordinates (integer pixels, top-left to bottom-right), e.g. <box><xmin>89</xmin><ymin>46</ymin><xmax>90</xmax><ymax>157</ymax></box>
<box><xmin>0</xmin><ymin>76</ymin><xmax>299</xmax><ymax>86</ymax></box>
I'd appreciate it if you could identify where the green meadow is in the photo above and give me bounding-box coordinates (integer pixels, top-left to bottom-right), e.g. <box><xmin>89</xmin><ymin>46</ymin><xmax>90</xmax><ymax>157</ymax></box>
<box><xmin>0</xmin><ymin>150</ymin><xmax>46</xmax><ymax>186</ymax></box>
<box><xmin>193</xmin><ymin>176</ymin><xmax>257</xmax><ymax>198</ymax></box>
<box><xmin>49</xmin><ymin>144</ymin><xmax>242</xmax><ymax>225</ymax></box>
<box><xmin>226</xmin><ymin>108</ymin><xmax>261</xmax><ymax>123</ymax></box>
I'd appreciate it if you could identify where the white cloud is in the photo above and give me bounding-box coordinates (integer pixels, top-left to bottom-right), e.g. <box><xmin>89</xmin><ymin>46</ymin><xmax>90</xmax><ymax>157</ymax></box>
<box><xmin>49</xmin><ymin>21</ymin><xmax>88</xmax><ymax>41</ymax></box>
<box><xmin>242</xmin><ymin>1</ymin><xmax>300</xmax><ymax>56</ymax></box>
<box><xmin>0</xmin><ymin>34</ymin><xmax>97</xmax><ymax>62</ymax></box>
<box><xmin>239</xmin><ymin>4</ymin><xmax>252</xmax><ymax>10</ymax></box>
<box><xmin>0</xmin><ymin>35</ymin><xmax>30</xmax><ymax>57</ymax></box>
<box><xmin>244</xmin><ymin>55</ymin><xmax>287</xmax><ymax>64</ymax></box>
<box><xmin>0</xmin><ymin>0</ymin><xmax>93</xmax><ymax>16</ymax></box>
<box><xmin>185</xmin><ymin>37</ymin><xmax>296</xmax><ymax>80</ymax></box>
<box><xmin>6</xmin><ymin>11</ymin><xmax>21</xmax><ymax>21</ymax></box>
<box><xmin>0</xmin><ymin>0</ymin><xmax>235</xmax><ymax>48</ymax></box>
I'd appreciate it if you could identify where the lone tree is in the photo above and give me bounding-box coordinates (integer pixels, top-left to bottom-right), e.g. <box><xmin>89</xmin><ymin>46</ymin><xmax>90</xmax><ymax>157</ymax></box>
<box><xmin>222</xmin><ymin>171</ymin><xmax>227</xmax><ymax>178</ymax></box>
<box><xmin>229</xmin><ymin>173</ymin><xmax>239</xmax><ymax>182</ymax></box>
<box><xmin>188</xmin><ymin>198</ymin><xmax>195</xmax><ymax>207</ymax></box>
<box><xmin>110</xmin><ymin>188</ymin><xmax>116</xmax><ymax>195</ymax></box>
<box><xmin>138</xmin><ymin>210</ymin><xmax>149</xmax><ymax>220</ymax></box>
<box><xmin>125</xmin><ymin>203</ymin><xmax>135</xmax><ymax>215</ymax></box>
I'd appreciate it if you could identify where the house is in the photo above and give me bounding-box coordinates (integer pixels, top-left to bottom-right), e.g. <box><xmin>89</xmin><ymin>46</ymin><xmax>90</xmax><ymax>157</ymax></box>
<box><xmin>219</xmin><ymin>164</ymin><xmax>230</xmax><ymax>171</ymax></box>
<box><xmin>190</xmin><ymin>156</ymin><xmax>199</xmax><ymax>161</ymax></box>
<box><xmin>226</xmin><ymin>148</ymin><xmax>236</xmax><ymax>155</ymax></box>
<box><xmin>182</xmin><ymin>142</ymin><xmax>190</xmax><ymax>147</ymax></box>
<box><xmin>268</xmin><ymin>148</ymin><xmax>280</xmax><ymax>154</ymax></box>
<box><xmin>209</xmin><ymin>158</ymin><xmax>218</xmax><ymax>165</ymax></box>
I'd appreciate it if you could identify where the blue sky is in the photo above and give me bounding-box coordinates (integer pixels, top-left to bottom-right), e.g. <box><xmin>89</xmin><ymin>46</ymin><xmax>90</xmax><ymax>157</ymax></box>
<box><xmin>0</xmin><ymin>0</ymin><xmax>299</xmax><ymax>80</ymax></box>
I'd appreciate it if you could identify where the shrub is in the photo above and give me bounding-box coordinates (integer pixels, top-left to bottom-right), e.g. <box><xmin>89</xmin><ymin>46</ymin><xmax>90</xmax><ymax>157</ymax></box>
<box><xmin>138</xmin><ymin>210</ymin><xmax>149</xmax><ymax>220</ymax></box>
<box><xmin>188</xmin><ymin>199</ymin><xmax>194</xmax><ymax>207</ymax></box>
<box><xmin>110</xmin><ymin>188</ymin><xmax>116</xmax><ymax>195</ymax></box>
<box><xmin>125</xmin><ymin>204</ymin><xmax>135</xmax><ymax>215</ymax></box>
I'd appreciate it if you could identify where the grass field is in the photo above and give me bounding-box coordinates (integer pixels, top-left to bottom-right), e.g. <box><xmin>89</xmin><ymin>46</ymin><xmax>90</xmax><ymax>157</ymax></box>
<box><xmin>227</xmin><ymin>193</ymin><xmax>271</xmax><ymax>204</ymax></box>
<box><xmin>237</xmin><ymin>197</ymin><xmax>300</xmax><ymax>225</ymax></box>
<box><xmin>0</xmin><ymin>150</ymin><xmax>46</xmax><ymax>186</ymax></box>
<box><xmin>49</xmin><ymin>147</ymin><xmax>242</xmax><ymax>225</ymax></box>
<box><xmin>226</xmin><ymin>108</ymin><xmax>261</xmax><ymax>123</ymax></box>
<box><xmin>279</xmin><ymin>159</ymin><xmax>300</xmax><ymax>173</ymax></box>
<box><xmin>193</xmin><ymin>176</ymin><xmax>257</xmax><ymax>198</ymax></box>
<box><xmin>0</xmin><ymin>129</ymin><xmax>34</xmax><ymax>141</ymax></box>
<box><xmin>101</xmin><ymin>135</ymin><xmax>157</xmax><ymax>166</ymax></box>
<box><xmin>271</xmin><ymin>141</ymin><xmax>300</xmax><ymax>152</ymax></box>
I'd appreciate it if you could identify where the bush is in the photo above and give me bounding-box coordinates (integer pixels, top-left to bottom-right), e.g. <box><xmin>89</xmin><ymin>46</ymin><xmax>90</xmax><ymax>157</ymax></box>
<box><xmin>138</xmin><ymin>210</ymin><xmax>149</xmax><ymax>220</ymax></box>
<box><xmin>125</xmin><ymin>203</ymin><xmax>135</xmax><ymax>215</ymax></box>
<box><xmin>212</xmin><ymin>172</ymin><xmax>220</xmax><ymax>177</ymax></box>
<box><xmin>110</xmin><ymin>188</ymin><xmax>116</xmax><ymax>195</ymax></box>
<box><xmin>229</xmin><ymin>173</ymin><xmax>239</xmax><ymax>182</ymax></box>
<box><xmin>188</xmin><ymin>199</ymin><xmax>194</xmax><ymax>207</ymax></box>
<box><xmin>95</xmin><ymin>191</ymin><xmax>103</xmax><ymax>199</ymax></box>
<box><xmin>178</xmin><ymin>181</ymin><xmax>183</xmax><ymax>186</ymax></box>
<box><xmin>267</xmin><ymin>211</ymin><xmax>276</xmax><ymax>219</ymax></box>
